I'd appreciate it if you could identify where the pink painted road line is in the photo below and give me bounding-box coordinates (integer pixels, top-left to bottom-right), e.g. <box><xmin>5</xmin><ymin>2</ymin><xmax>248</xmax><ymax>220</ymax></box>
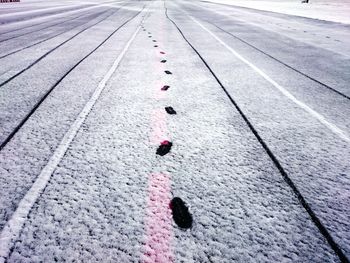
<box><xmin>150</xmin><ymin>109</ymin><xmax>170</xmax><ymax>145</ymax></box>
<box><xmin>152</xmin><ymin>54</ymin><xmax>166</xmax><ymax>100</ymax></box>
<box><xmin>141</xmin><ymin>173</ymin><xmax>174</xmax><ymax>263</ymax></box>
<box><xmin>142</xmin><ymin>15</ymin><xmax>174</xmax><ymax>262</ymax></box>
<box><xmin>152</xmin><ymin>81</ymin><xmax>167</xmax><ymax>100</ymax></box>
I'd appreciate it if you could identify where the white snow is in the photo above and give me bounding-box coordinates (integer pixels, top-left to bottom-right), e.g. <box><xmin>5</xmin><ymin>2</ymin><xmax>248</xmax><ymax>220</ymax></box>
<box><xmin>0</xmin><ymin>21</ymin><xmax>141</xmax><ymax>263</ymax></box>
<box><xmin>0</xmin><ymin>0</ymin><xmax>349</xmax><ymax>262</ymax></box>
<box><xmin>191</xmin><ymin>15</ymin><xmax>350</xmax><ymax>143</ymax></box>
<box><xmin>202</xmin><ymin>0</ymin><xmax>350</xmax><ymax>24</ymax></box>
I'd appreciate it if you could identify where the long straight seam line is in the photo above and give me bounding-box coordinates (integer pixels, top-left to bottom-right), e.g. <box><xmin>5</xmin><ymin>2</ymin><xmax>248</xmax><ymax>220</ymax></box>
<box><xmin>0</xmin><ymin>0</ymin><xmax>120</xmax><ymax>36</ymax></box>
<box><xmin>0</xmin><ymin>6</ymin><xmax>143</xmax><ymax>152</ymax></box>
<box><xmin>163</xmin><ymin>3</ymin><xmax>349</xmax><ymax>263</ymax></box>
<box><xmin>183</xmin><ymin>1</ymin><xmax>350</xmax><ymax>101</ymax></box>
<box><xmin>0</xmin><ymin>9</ymin><xmax>110</xmax><ymax>60</ymax></box>
<box><xmin>0</xmin><ymin>0</ymin><xmax>116</xmax><ymax>27</ymax></box>
<box><xmin>0</xmin><ymin>2</ymin><xmax>126</xmax><ymax>89</ymax></box>
<box><xmin>191</xmin><ymin>1</ymin><xmax>350</xmax><ymax>59</ymax></box>
<box><xmin>190</xmin><ymin>16</ymin><xmax>350</xmax><ymax>143</ymax></box>
<box><xmin>199</xmin><ymin>18</ymin><xmax>350</xmax><ymax>101</ymax></box>
<box><xmin>5</xmin><ymin>1</ymin><xmax>126</xmax><ymax>49</ymax></box>
<box><xmin>0</xmin><ymin>3</ymin><xmax>117</xmax><ymax>44</ymax></box>
<box><xmin>0</xmin><ymin>10</ymin><xmax>145</xmax><ymax>263</ymax></box>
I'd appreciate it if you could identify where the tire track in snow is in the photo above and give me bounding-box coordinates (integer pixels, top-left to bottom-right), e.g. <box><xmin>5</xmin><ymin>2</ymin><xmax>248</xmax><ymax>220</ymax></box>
<box><xmin>0</xmin><ymin>14</ymin><xmax>143</xmax><ymax>263</ymax></box>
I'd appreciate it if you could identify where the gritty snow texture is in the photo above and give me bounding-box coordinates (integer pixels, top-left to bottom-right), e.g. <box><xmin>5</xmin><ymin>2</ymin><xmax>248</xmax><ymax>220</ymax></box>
<box><xmin>201</xmin><ymin>0</ymin><xmax>350</xmax><ymax>24</ymax></box>
<box><xmin>3</xmin><ymin>2</ymin><xmax>342</xmax><ymax>262</ymax></box>
<box><xmin>0</xmin><ymin>2</ymin><xmax>143</xmax><ymax>232</ymax></box>
<box><xmin>0</xmin><ymin>0</ymin><xmax>349</xmax><ymax>262</ymax></box>
<box><xmin>168</xmin><ymin>0</ymin><xmax>350</xmax><ymax>258</ymax></box>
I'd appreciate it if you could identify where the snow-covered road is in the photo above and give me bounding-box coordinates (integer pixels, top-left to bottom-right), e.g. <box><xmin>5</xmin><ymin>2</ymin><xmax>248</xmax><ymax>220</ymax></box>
<box><xmin>0</xmin><ymin>0</ymin><xmax>349</xmax><ymax>262</ymax></box>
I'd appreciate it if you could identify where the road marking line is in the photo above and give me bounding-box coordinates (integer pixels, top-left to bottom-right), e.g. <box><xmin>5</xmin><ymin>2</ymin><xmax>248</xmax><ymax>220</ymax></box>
<box><xmin>142</xmin><ymin>16</ymin><xmax>173</xmax><ymax>262</ymax></box>
<box><xmin>191</xmin><ymin>16</ymin><xmax>350</xmax><ymax>143</ymax></box>
<box><xmin>0</xmin><ymin>23</ymin><xmax>142</xmax><ymax>263</ymax></box>
<box><xmin>150</xmin><ymin>109</ymin><xmax>169</xmax><ymax>144</ymax></box>
<box><xmin>142</xmin><ymin>173</ymin><xmax>173</xmax><ymax>263</ymax></box>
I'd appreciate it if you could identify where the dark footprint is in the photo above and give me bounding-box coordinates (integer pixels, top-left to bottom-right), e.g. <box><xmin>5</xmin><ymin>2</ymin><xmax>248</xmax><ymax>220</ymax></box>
<box><xmin>161</xmin><ymin>60</ymin><xmax>167</xmax><ymax>63</ymax></box>
<box><xmin>160</xmin><ymin>51</ymin><xmax>166</xmax><ymax>54</ymax></box>
<box><xmin>164</xmin><ymin>70</ymin><xmax>172</xmax><ymax>75</ymax></box>
<box><xmin>170</xmin><ymin>197</ymin><xmax>193</xmax><ymax>229</ymax></box>
<box><xmin>154</xmin><ymin>45</ymin><xmax>158</xmax><ymax>47</ymax></box>
<box><xmin>165</xmin><ymin>107</ymin><xmax>176</xmax><ymax>115</ymax></box>
<box><xmin>161</xmin><ymin>85</ymin><xmax>170</xmax><ymax>91</ymax></box>
<box><xmin>148</xmin><ymin>36</ymin><xmax>152</xmax><ymax>38</ymax></box>
<box><xmin>156</xmin><ymin>140</ymin><xmax>172</xmax><ymax>156</ymax></box>
<box><xmin>153</xmin><ymin>40</ymin><xmax>157</xmax><ymax>42</ymax></box>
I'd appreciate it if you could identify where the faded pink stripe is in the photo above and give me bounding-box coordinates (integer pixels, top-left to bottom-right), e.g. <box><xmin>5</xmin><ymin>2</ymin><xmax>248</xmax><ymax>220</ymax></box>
<box><xmin>142</xmin><ymin>173</ymin><xmax>173</xmax><ymax>263</ymax></box>
<box><xmin>150</xmin><ymin>109</ymin><xmax>169</xmax><ymax>145</ymax></box>
<box><xmin>143</xmin><ymin>16</ymin><xmax>173</xmax><ymax>262</ymax></box>
<box><xmin>152</xmin><ymin>81</ymin><xmax>167</xmax><ymax>100</ymax></box>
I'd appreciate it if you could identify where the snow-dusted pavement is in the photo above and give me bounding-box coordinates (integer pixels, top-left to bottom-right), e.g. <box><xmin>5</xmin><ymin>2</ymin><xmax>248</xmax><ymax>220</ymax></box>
<box><xmin>0</xmin><ymin>0</ymin><xmax>350</xmax><ymax>262</ymax></box>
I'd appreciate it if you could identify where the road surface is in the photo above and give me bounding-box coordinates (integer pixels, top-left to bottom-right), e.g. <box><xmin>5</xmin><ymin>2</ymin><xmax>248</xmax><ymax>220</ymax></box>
<box><xmin>0</xmin><ymin>0</ymin><xmax>349</xmax><ymax>262</ymax></box>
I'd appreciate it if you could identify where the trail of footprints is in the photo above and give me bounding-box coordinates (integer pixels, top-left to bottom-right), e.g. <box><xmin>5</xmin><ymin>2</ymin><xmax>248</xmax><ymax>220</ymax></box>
<box><xmin>142</xmin><ymin>25</ymin><xmax>193</xmax><ymax>230</ymax></box>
